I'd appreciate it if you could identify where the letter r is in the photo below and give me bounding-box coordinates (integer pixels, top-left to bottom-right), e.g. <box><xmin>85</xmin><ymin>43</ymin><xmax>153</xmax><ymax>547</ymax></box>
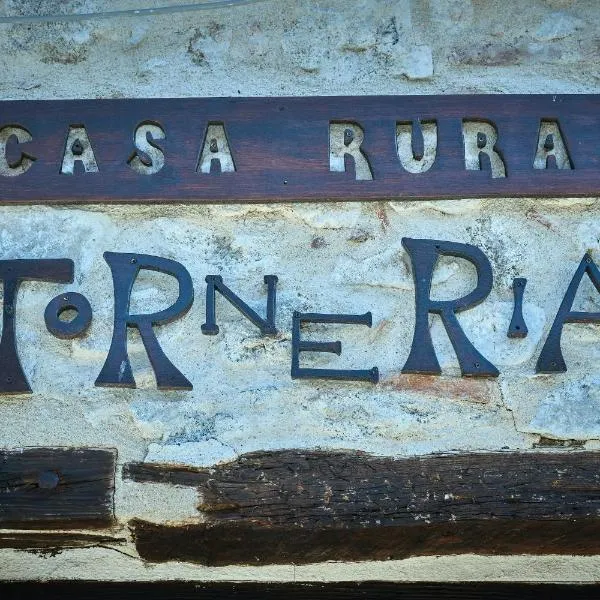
<box><xmin>95</xmin><ymin>252</ymin><xmax>194</xmax><ymax>390</ymax></box>
<box><xmin>401</xmin><ymin>238</ymin><xmax>499</xmax><ymax>377</ymax></box>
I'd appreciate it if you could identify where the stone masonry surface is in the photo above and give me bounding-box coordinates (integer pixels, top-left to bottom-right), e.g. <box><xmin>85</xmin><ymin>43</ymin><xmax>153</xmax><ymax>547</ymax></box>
<box><xmin>1</xmin><ymin>0</ymin><xmax>600</xmax><ymax>584</ymax></box>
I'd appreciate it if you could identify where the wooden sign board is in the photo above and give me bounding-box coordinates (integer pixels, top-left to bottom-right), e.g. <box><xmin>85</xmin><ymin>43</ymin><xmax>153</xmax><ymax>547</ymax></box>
<box><xmin>0</xmin><ymin>94</ymin><xmax>597</xmax><ymax>204</ymax></box>
<box><xmin>1</xmin><ymin>95</ymin><xmax>600</xmax><ymax>578</ymax></box>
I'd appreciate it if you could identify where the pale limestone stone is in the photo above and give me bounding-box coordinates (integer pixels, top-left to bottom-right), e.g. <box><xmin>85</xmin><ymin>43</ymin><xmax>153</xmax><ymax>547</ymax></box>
<box><xmin>128</xmin><ymin>23</ymin><xmax>149</xmax><ymax>47</ymax></box>
<box><xmin>397</xmin><ymin>45</ymin><xmax>434</xmax><ymax>80</ymax></box>
<box><xmin>389</xmin><ymin>199</ymin><xmax>485</xmax><ymax>216</ymax></box>
<box><xmin>528</xmin><ymin>375</ymin><xmax>600</xmax><ymax>440</ymax></box>
<box><xmin>0</xmin><ymin>0</ymin><xmax>599</xmax><ymax>583</ymax></box>
<box><xmin>535</xmin><ymin>11</ymin><xmax>583</xmax><ymax>41</ymax></box>
<box><xmin>61</xmin><ymin>26</ymin><xmax>91</xmax><ymax>45</ymax></box>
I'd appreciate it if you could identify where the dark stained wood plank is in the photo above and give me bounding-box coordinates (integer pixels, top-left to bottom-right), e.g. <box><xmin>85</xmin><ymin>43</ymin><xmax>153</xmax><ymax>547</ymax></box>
<box><xmin>130</xmin><ymin>518</ymin><xmax>600</xmax><ymax>565</ymax></box>
<box><xmin>0</xmin><ymin>448</ymin><xmax>116</xmax><ymax>529</ymax></box>
<box><xmin>123</xmin><ymin>461</ymin><xmax>209</xmax><ymax>487</ymax></box>
<box><xmin>2</xmin><ymin>582</ymin><xmax>599</xmax><ymax>600</ymax></box>
<box><xmin>126</xmin><ymin>449</ymin><xmax>600</xmax><ymax>564</ymax></box>
<box><xmin>0</xmin><ymin>95</ymin><xmax>598</xmax><ymax>204</ymax></box>
<box><xmin>126</xmin><ymin>449</ymin><xmax>600</xmax><ymax>525</ymax></box>
<box><xmin>0</xmin><ymin>531</ymin><xmax>124</xmax><ymax>553</ymax></box>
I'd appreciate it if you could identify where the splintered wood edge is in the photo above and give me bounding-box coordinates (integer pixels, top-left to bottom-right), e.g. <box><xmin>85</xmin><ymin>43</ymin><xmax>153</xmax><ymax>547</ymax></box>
<box><xmin>125</xmin><ymin>449</ymin><xmax>600</xmax><ymax>565</ymax></box>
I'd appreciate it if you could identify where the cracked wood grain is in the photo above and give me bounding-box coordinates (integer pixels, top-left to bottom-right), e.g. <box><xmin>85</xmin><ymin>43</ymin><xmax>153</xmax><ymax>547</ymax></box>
<box><xmin>125</xmin><ymin>449</ymin><xmax>600</xmax><ymax>564</ymax></box>
<box><xmin>0</xmin><ymin>448</ymin><xmax>116</xmax><ymax>529</ymax></box>
<box><xmin>0</xmin><ymin>531</ymin><xmax>124</xmax><ymax>553</ymax></box>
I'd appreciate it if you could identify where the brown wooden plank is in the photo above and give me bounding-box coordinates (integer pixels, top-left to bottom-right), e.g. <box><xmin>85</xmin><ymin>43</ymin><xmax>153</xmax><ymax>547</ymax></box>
<box><xmin>1</xmin><ymin>582</ymin><xmax>600</xmax><ymax>600</ymax></box>
<box><xmin>0</xmin><ymin>448</ymin><xmax>116</xmax><ymax>529</ymax></box>
<box><xmin>126</xmin><ymin>450</ymin><xmax>600</xmax><ymax>525</ymax></box>
<box><xmin>0</xmin><ymin>95</ymin><xmax>598</xmax><ymax>204</ymax></box>
<box><xmin>123</xmin><ymin>461</ymin><xmax>209</xmax><ymax>487</ymax></box>
<box><xmin>126</xmin><ymin>449</ymin><xmax>600</xmax><ymax>564</ymax></box>
<box><xmin>0</xmin><ymin>531</ymin><xmax>124</xmax><ymax>553</ymax></box>
<box><xmin>130</xmin><ymin>519</ymin><xmax>600</xmax><ymax>565</ymax></box>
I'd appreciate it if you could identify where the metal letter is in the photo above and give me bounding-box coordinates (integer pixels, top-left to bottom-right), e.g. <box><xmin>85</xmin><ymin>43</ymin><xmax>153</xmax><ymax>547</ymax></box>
<box><xmin>291</xmin><ymin>311</ymin><xmax>379</xmax><ymax>383</ymax></box>
<box><xmin>201</xmin><ymin>275</ymin><xmax>277</xmax><ymax>336</ymax></box>
<box><xmin>95</xmin><ymin>252</ymin><xmax>194</xmax><ymax>390</ymax></box>
<box><xmin>507</xmin><ymin>278</ymin><xmax>528</xmax><ymax>338</ymax></box>
<box><xmin>45</xmin><ymin>292</ymin><xmax>92</xmax><ymax>339</ymax></box>
<box><xmin>536</xmin><ymin>254</ymin><xmax>600</xmax><ymax>373</ymax></box>
<box><xmin>401</xmin><ymin>238</ymin><xmax>499</xmax><ymax>377</ymax></box>
<box><xmin>0</xmin><ymin>259</ymin><xmax>73</xmax><ymax>394</ymax></box>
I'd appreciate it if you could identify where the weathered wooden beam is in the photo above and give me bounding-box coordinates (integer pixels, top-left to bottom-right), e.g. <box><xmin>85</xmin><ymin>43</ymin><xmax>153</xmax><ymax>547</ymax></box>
<box><xmin>0</xmin><ymin>448</ymin><xmax>116</xmax><ymax>529</ymax></box>
<box><xmin>123</xmin><ymin>461</ymin><xmax>208</xmax><ymax>487</ymax></box>
<box><xmin>129</xmin><ymin>518</ymin><xmax>600</xmax><ymax>565</ymax></box>
<box><xmin>2</xmin><ymin>582</ymin><xmax>600</xmax><ymax>600</ymax></box>
<box><xmin>126</xmin><ymin>449</ymin><xmax>600</xmax><ymax>526</ymax></box>
<box><xmin>0</xmin><ymin>95</ymin><xmax>598</xmax><ymax>204</ymax></box>
<box><xmin>0</xmin><ymin>531</ymin><xmax>124</xmax><ymax>553</ymax></box>
<box><xmin>126</xmin><ymin>449</ymin><xmax>600</xmax><ymax>564</ymax></box>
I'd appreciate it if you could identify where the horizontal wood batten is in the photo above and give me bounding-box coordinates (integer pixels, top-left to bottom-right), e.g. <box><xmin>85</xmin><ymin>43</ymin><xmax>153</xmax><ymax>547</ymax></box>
<box><xmin>123</xmin><ymin>461</ymin><xmax>209</xmax><ymax>487</ymax></box>
<box><xmin>0</xmin><ymin>448</ymin><xmax>116</xmax><ymax>529</ymax></box>
<box><xmin>0</xmin><ymin>531</ymin><xmax>124</xmax><ymax>552</ymax></box>
<box><xmin>0</xmin><ymin>95</ymin><xmax>598</xmax><ymax>204</ymax></box>
<box><xmin>130</xmin><ymin>519</ymin><xmax>600</xmax><ymax>565</ymax></box>
<box><xmin>125</xmin><ymin>450</ymin><xmax>600</xmax><ymax>525</ymax></box>
<box><xmin>2</xmin><ymin>582</ymin><xmax>599</xmax><ymax>600</ymax></box>
<box><xmin>126</xmin><ymin>449</ymin><xmax>600</xmax><ymax>564</ymax></box>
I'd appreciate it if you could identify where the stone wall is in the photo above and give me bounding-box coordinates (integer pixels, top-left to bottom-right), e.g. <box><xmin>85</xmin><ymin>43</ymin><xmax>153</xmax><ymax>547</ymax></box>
<box><xmin>1</xmin><ymin>0</ymin><xmax>600</xmax><ymax>583</ymax></box>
